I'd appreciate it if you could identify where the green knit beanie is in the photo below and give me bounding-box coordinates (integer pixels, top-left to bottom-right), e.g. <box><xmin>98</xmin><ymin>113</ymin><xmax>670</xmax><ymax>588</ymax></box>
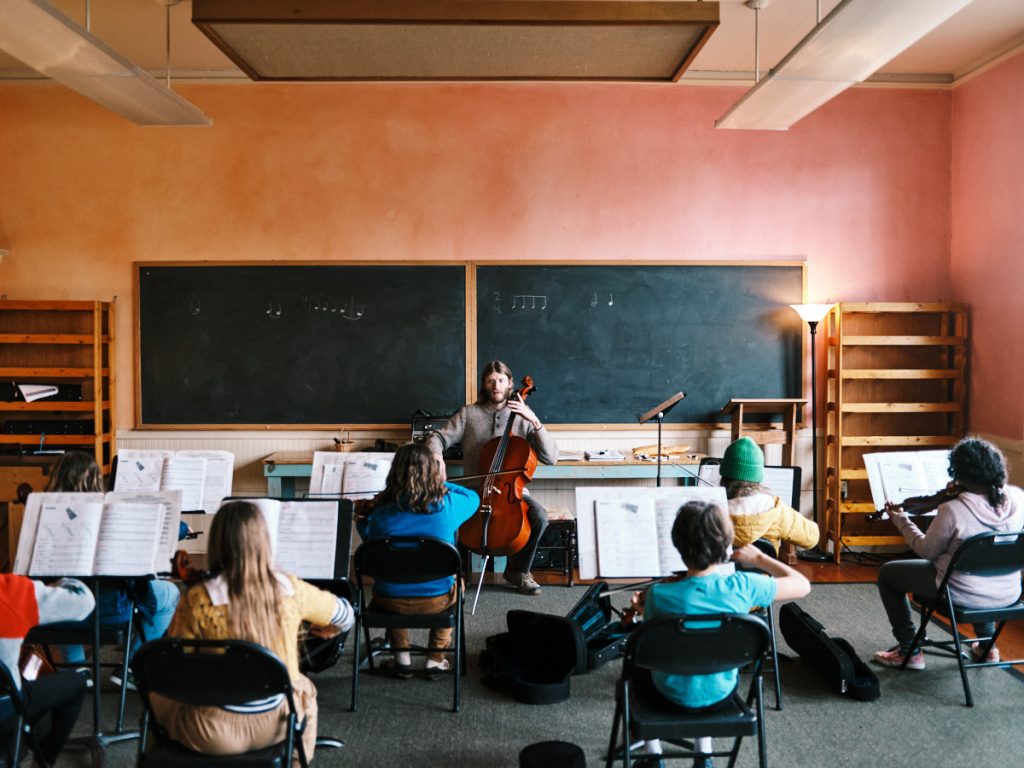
<box><xmin>721</xmin><ymin>437</ymin><xmax>764</xmax><ymax>483</ymax></box>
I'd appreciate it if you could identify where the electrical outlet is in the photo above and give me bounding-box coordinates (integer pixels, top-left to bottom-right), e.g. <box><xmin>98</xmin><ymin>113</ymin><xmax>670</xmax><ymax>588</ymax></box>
<box><xmin>840</xmin><ymin>480</ymin><xmax>849</xmax><ymax>499</ymax></box>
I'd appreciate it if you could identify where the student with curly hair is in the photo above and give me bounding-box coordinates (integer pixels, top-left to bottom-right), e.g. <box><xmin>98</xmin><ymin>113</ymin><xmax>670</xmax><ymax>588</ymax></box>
<box><xmin>357</xmin><ymin>442</ymin><xmax>479</xmax><ymax>679</ymax></box>
<box><xmin>873</xmin><ymin>437</ymin><xmax>1024</xmax><ymax>670</ymax></box>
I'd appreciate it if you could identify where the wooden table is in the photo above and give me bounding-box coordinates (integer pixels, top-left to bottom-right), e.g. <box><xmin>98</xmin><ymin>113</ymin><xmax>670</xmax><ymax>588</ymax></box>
<box><xmin>262</xmin><ymin>452</ymin><xmax>705</xmax><ymax>498</ymax></box>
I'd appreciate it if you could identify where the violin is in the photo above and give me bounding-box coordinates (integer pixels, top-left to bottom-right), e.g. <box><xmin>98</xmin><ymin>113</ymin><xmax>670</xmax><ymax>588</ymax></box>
<box><xmin>617</xmin><ymin>573</ymin><xmax>688</xmax><ymax>625</ymax></box>
<box><xmin>458</xmin><ymin>376</ymin><xmax>539</xmax><ymax>559</ymax></box>
<box><xmin>866</xmin><ymin>482</ymin><xmax>964</xmax><ymax>522</ymax></box>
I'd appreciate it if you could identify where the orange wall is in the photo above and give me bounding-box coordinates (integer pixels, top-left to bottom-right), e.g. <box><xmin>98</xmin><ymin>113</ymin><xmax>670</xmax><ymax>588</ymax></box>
<box><xmin>951</xmin><ymin>52</ymin><xmax>1024</xmax><ymax>442</ymax></box>
<box><xmin>0</xmin><ymin>81</ymin><xmax>954</xmax><ymax>428</ymax></box>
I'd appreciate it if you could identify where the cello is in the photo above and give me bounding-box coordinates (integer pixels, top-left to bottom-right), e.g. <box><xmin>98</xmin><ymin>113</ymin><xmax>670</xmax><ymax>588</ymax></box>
<box><xmin>459</xmin><ymin>375</ymin><xmax>539</xmax><ymax>612</ymax></box>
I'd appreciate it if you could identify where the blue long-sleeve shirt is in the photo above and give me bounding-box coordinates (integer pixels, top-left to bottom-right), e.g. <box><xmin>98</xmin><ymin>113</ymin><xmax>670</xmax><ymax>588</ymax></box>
<box><xmin>356</xmin><ymin>483</ymin><xmax>479</xmax><ymax>597</ymax></box>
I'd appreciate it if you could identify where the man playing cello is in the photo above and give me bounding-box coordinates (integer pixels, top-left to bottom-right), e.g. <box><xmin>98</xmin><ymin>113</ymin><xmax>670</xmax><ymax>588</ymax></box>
<box><xmin>426</xmin><ymin>360</ymin><xmax>558</xmax><ymax>595</ymax></box>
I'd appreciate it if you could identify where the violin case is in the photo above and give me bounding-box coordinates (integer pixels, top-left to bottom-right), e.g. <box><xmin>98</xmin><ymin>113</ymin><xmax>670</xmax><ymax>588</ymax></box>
<box><xmin>479</xmin><ymin>582</ymin><xmax>631</xmax><ymax>704</ymax></box>
<box><xmin>779</xmin><ymin>602</ymin><xmax>880</xmax><ymax>702</ymax></box>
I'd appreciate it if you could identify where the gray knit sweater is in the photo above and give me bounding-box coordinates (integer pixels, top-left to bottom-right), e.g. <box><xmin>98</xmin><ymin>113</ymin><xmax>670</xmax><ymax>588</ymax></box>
<box><xmin>425</xmin><ymin>402</ymin><xmax>558</xmax><ymax>486</ymax></box>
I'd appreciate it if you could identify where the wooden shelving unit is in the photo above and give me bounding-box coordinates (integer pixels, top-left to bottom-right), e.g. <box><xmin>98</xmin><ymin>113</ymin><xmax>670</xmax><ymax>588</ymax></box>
<box><xmin>824</xmin><ymin>302</ymin><xmax>966</xmax><ymax>562</ymax></box>
<box><xmin>0</xmin><ymin>300</ymin><xmax>116</xmax><ymax>473</ymax></box>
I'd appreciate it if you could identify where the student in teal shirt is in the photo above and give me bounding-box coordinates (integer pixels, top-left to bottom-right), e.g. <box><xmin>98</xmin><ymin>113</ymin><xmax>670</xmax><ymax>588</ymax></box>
<box><xmin>637</xmin><ymin>500</ymin><xmax>810</xmax><ymax>768</ymax></box>
<box><xmin>356</xmin><ymin>443</ymin><xmax>478</xmax><ymax>679</ymax></box>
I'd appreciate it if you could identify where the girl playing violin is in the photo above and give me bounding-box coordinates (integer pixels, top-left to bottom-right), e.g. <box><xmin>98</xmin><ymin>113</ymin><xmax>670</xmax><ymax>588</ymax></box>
<box><xmin>634</xmin><ymin>500</ymin><xmax>809</xmax><ymax>768</ymax></box>
<box><xmin>356</xmin><ymin>443</ymin><xmax>479</xmax><ymax>679</ymax></box>
<box><xmin>873</xmin><ymin>437</ymin><xmax>1024</xmax><ymax>670</ymax></box>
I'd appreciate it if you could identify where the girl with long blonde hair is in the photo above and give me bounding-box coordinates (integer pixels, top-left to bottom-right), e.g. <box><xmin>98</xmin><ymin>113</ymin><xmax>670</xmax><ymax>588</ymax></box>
<box><xmin>152</xmin><ymin>501</ymin><xmax>353</xmax><ymax>762</ymax></box>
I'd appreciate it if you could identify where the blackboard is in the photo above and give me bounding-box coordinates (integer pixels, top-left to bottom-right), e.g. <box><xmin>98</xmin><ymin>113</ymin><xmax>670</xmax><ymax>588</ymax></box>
<box><xmin>475</xmin><ymin>264</ymin><xmax>804</xmax><ymax>424</ymax></box>
<box><xmin>138</xmin><ymin>265</ymin><xmax>466</xmax><ymax>425</ymax></box>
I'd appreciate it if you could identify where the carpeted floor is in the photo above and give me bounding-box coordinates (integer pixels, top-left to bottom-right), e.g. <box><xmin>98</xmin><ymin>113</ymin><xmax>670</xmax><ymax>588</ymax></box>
<box><xmin>57</xmin><ymin>582</ymin><xmax>1024</xmax><ymax>767</ymax></box>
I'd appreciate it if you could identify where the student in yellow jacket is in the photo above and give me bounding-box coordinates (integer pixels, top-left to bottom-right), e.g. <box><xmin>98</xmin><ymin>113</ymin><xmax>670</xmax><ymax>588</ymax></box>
<box><xmin>720</xmin><ymin>437</ymin><xmax>819</xmax><ymax>555</ymax></box>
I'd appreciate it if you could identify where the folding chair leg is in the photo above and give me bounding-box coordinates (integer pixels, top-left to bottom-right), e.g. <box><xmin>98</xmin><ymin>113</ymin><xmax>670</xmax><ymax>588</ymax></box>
<box><xmin>765</xmin><ymin>604</ymin><xmax>783</xmax><ymax>711</ymax></box>
<box><xmin>350</xmin><ymin>617</ymin><xmax>361</xmax><ymax>712</ymax></box>
<box><xmin>604</xmin><ymin>698</ymin><xmax>621</xmax><ymax>768</ymax></box>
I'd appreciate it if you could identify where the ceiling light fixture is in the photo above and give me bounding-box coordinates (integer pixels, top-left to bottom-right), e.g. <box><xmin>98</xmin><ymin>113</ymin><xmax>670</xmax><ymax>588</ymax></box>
<box><xmin>192</xmin><ymin>0</ymin><xmax>720</xmax><ymax>82</ymax></box>
<box><xmin>0</xmin><ymin>0</ymin><xmax>211</xmax><ymax>127</ymax></box>
<box><xmin>716</xmin><ymin>0</ymin><xmax>975</xmax><ymax>131</ymax></box>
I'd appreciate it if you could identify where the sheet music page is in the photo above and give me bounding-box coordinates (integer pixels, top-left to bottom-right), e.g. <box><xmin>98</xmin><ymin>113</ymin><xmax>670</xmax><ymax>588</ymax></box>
<box><xmin>698</xmin><ymin>463</ymin><xmax>722</xmax><ymax>488</ymax></box>
<box><xmin>106</xmin><ymin>490</ymin><xmax>182</xmax><ymax>569</ymax></box>
<box><xmin>595</xmin><ymin>498</ymin><xmax>660</xmax><ymax>578</ymax></box>
<box><xmin>864</xmin><ymin>450</ymin><xmax>950</xmax><ymax>518</ymax></box>
<box><xmin>341</xmin><ymin>453</ymin><xmax>393</xmax><ymax>499</ymax></box>
<box><xmin>310</xmin><ymin>451</ymin><xmax>346</xmax><ymax>495</ymax></box>
<box><xmin>654</xmin><ymin>498</ymin><xmax>686</xmax><ymax>575</ymax></box>
<box><xmin>92</xmin><ymin>501</ymin><xmax>165</xmax><ymax>575</ymax></box>
<box><xmin>161</xmin><ymin>455</ymin><xmax>207</xmax><ymax>511</ymax></box>
<box><xmin>180</xmin><ymin>450</ymin><xmax>234</xmax><ymax>512</ymax></box>
<box><xmin>575</xmin><ymin>486</ymin><xmax>729</xmax><ymax>580</ymax></box>
<box><xmin>25</xmin><ymin>493</ymin><xmax>105</xmax><ymax>577</ymax></box>
<box><xmin>275</xmin><ymin>501</ymin><xmax>339</xmax><ymax>578</ymax></box>
<box><xmin>762</xmin><ymin>467</ymin><xmax>800</xmax><ymax>509</ymax></box>
<box><xmin>13</xmin><ymin>492</ymin><xmax>44</xmax><ymax>575</ymax></box>
<box><xmin>250</xmin><ymin>499</ymin><xmax>283</xmax><ymax>551</ymax></box>
<box><xmin>114</xmin><ymin>450</ymin><xmax>169</xmax><ymax>492</ymax></box>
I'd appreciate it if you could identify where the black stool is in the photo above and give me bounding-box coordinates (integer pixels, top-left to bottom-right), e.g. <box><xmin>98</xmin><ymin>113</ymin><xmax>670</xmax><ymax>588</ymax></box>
<box><xmin>520</xmin><ymin>740</ymin><xmax>586</xmax><ymax>768</ymax></box>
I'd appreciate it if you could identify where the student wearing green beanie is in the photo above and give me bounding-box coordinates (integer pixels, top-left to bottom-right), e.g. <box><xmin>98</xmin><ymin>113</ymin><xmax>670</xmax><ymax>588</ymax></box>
<box><xmin>720</xmin><ymin>437</ymin><xmax>819</xmax><ymax>555</ymax></box>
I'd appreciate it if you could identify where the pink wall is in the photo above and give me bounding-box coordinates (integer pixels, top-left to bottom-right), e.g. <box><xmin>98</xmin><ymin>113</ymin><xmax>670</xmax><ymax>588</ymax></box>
<box><xmin>0</xmin><ymin>81</ymin><xmax>953</xmax><ymax>428</ymax></box>
<box><xmin>951</xmin><ymin>52</ymin><xmax>1024</xmax><ymax>442</ymax></box>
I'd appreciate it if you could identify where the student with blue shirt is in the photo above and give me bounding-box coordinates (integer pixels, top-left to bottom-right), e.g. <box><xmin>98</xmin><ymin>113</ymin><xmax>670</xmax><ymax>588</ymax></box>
<box><xmin>356</xmin><ymin>443</ymin><xmax>479</xmax><ymax>680</ymax></box>
<box><xmin>636</xmin><ymin>500</ymin><xmax>810</xmax><ymax>768</ymax></box>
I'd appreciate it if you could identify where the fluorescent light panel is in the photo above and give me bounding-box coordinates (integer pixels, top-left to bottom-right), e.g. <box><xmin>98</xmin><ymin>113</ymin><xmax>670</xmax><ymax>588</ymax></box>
<box><xmin>192</xmin><ymin>0</ymin><xmax>720</xmax><ymax>82</ymax></box>
<box><xmin>0</xmin><ymin>0</ymin><xmax>211</xmax><ymax>126</ymax></box>
<box><xmin>717</xmin><ymin>0</ymin><xmax>975</xmax><ymax>131</ymax></box>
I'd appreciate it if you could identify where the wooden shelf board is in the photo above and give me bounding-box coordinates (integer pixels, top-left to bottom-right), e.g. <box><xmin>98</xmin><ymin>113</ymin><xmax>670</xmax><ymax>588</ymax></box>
<box><xmin>839</xmin><ymin>435</ymin><xmax>959</xmax><ymax>447</ymax></box>
<box><xmin>0</xmin><ymin>367</ymin><xmax>109</xmax><ymax>378</ymax></box>
<box><xmin>0</xmin><ymin>300</ymin><xmax>106</xmax><ymax>311</ymax></box>
<box><xmin>840</xmin><ymin>402</ymin><xmax>961</xmax><ymax>413</ymax></box>
<box><xmin>840</xmin><ymin>535</ymin><xmax>905</xmax><ymax>547</ymax></box>
<box><xmin>0</xmin><ymin>401</ymin><xmax>109</xmax><ymax>412</ymax></box>
<box><xmin>838</xmin><ymin>302</ymin><xmax>965</xmax><ymax>313</ymax></box>
<box><xmin>841</xmin><ymin>335</ymin><xmax>963</xmax><ymax>346</ymax></box>
<box><xmin>0</xmin><ymin>435</ymin><xmax>104</xmax><ymax>445</ymax></box>
<box><xmin>839</xmin><ymin>469</ymin><xmax>869</xmax><ymax>480</ymax></box>
<box><xmin>839</xmin><ymin>502</ymin><xmax>877</xmax><ymax>513</ymax></box>
<box><xmin>0</xmin><ymin>333</ymin><xmax>109</xmax><ymax>345</ymax></box>
<box><xmin>840</xmin><ymin>369</ymin><xmax>959</xmax><ymax>379</ymax></box>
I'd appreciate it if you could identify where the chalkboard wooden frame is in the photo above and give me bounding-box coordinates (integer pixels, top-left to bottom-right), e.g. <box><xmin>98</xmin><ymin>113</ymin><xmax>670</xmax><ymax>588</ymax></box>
<box><xmin>134</xmin><ymin>262</ymin><xmax>472</xmax><ymax>429</ymax></box>
<box><xmin>134</xmin><ymin>260</ymin><xmax>806</xmax><ymax>429</ymax></box>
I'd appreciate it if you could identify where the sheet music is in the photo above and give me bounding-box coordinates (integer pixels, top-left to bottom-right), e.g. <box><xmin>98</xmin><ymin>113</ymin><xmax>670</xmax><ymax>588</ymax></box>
<box><xmin>310</xmin><ymin>451</ymin><xmax>345</xmax><ymax>495</ymax></box>
<box><xmin>162</xmin><ymin>455</ymin><xmax>207</xmax><ymax>511</ymax></box>
<box><xmin>114</xmin><ymin>450</ymin><xmax>168</xmax><ymax>492</ymax></box>
<box><xmin>250</xmin><ymin>499</ymin><xmax>283</xmax><ymax>549</ymax></box>
<box><xmin>106</xmin><ymin>490</ymin><xmax>182</xmax><ymax>569</ymax></box>
<box><xmin>342</xmin><ymin>455</ymin><xmax>392</xmax><ymax>499</ymax></box>
<box><xmin>575</xmin><ymin>485</ymin><xmax>729</xmax><ymax>580</ymax></box>
<box><xmin>275</xmin><ymin>501</ymin><xmax>339</xmax><ymax>578</ymax></box>
<box><xmin>654</xmin><ymin>498</ymin><xmax>686</xmax><ymax>574</ymax></box>
<box><xmin>180</xmin><ymin>450</ymin><xmax>234</xmax><ymax>512</ymax></box>
<box><xmin>92</xmin><ymin>502</ymin><xmax>164</xmax><ymax>575</ymax></box>
<box><xmin>595</xmin><ymin>499</ymin><xmax>659</xmax><ymax>577</ymax></box>
<box><xmin>864</xmin><ymin>450</ymin><xmax>951</xmax><ymax>518</ymax></box>
<box><xmin>698</xmin><ymin>463</ymin><xmax>800</xmax><ymax>509</ymax></box>
<box><xmin>24</xmin><ymin>494</ymin><xmax>105</xmax><ymax>577</ymax></box>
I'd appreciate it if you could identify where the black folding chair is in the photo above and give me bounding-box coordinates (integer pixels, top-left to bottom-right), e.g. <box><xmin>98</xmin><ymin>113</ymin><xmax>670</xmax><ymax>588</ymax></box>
<box><xmin>131</xmin><ymin>637</ymin><xmax>317</xmax><ymax>768</ymax></box>
<box><xmin>605</xmin><ymin>613</ymin><xmax>771</xmax><ymax>768</ymax></box>
<box><xmin>25</xmin><ymin>577</ymin><xmax>144</xmax><ymax>745</ymax></box>
<box><xmin>0</xmin><ymin>662</ymin><xmax>49</xmax><ymax>768</ymax></box>
<box><xmin>904</xmin><ymin>529</ymin><xmax>1024</xmax><ymax>706</ymax></box>
<box><xmin>351</xmin><ymin>536</ymin><xmax>466</xmax><ymax>713</ymax></box>
<box><xmin>740</xmin><ymin>538</ymin><xmax>786</xmax><ymax>711</ymax></box>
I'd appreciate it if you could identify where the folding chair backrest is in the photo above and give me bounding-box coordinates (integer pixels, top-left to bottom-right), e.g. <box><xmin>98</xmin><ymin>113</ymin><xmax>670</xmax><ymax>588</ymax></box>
<box><xmin>354</xmin><ymin>536</ymin><xmax>462</xmax><ymax>585</ymax></box>
<box><xmin>626</xmin><ymin>614</ymin><xmax>770</xmax><ymax>677</ymax></box>
<box><xmin>945</xmin><ymin>531</ymin><xmax>1024</xmax><ymax>580</ymax></box>
<box><xmin>132</xmin><ymin>638</ymin><xmax>292</xmax><ymax>707</ymax></box>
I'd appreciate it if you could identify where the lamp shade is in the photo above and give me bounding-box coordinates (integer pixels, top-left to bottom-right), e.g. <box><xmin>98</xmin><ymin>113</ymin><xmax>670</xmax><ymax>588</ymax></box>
<box><xmin>790</xmin><ymin>303</ymin><xmax>835</xmax><ymax>325</ymax></box>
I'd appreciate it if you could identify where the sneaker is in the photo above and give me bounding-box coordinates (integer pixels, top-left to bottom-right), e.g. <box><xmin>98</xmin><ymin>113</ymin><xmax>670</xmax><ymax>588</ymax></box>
<box><xmin>971</xmin><ymin>642</ymin><xmax>1000</xmax><ymax>663</ymax></box>
<box><xmin>109</xmin><ymin>671</ymin><xmax>138</xmax><ymax>691</ymax></box>
<box><xmin>422</xmin><ymin>658</ymin><xmax>452</xmax><ymax>681</ymax></box>
<box><xmin>692</xmin><ymin>758</ymin><xmax>714</xmax><ymax>768</ymax></box>
<box><xmin>378</xmin><ymin>658</ymin><xmax>414</xmax><ymax>680</ymax></box>
<box><xmin>503</xmin><ymin>569</ymin><xmax>541</xmax><ymax>596</ymax></box>
<box><xmin>74</xmin><ymin>666</ymin><xmax>94</xmax><ymax>690</ymax></box>
<box><xmin>872</xmin><ymin>647</ymin><xmax>925</xmax><ymax>671</ymax></box>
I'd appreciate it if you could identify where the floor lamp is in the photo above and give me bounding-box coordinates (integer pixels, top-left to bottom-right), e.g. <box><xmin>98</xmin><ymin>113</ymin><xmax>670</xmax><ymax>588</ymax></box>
<box><xmin>791</xmin><ymin>303</ymin><xmax>835</xmax><ymax>563</ymax></box>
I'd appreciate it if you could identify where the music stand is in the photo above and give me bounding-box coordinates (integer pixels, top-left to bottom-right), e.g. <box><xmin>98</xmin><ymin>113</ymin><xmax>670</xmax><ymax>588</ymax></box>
<box><xmin>638</xmin><ymin>392</ymin><xmax>685</xmax><ymax>487</ymax></box>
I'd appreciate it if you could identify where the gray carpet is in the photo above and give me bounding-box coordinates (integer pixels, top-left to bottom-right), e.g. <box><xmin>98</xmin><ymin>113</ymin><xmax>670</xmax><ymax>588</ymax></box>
<box><xmin>58</xmin><ymin>582</ymin><xmax>1024</xmax><ymax>767</ymax></box>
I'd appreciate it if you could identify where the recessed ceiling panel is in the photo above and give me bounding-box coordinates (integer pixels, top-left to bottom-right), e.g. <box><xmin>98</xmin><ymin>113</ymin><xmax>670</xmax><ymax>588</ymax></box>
<box><xmin>192</xmin><ymin>0</ymin><xmax>720</xmax><ymax>82</ymax></box>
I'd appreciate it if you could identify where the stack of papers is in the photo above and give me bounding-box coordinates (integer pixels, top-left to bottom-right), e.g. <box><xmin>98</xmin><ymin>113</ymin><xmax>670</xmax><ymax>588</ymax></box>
<box><xmin>557</xmin><ymin>449</ymin><xmax>585</xmax><ymax>461</ymax></box>
<box><xmin>585</xmin><ymin>449</ymin><xmax>625</xmax><ymax>461</ymax></box>
<box><xmin>18</xmin><ymin>384</ymin><xmax>58</xmax><ymax>402</ymax></box>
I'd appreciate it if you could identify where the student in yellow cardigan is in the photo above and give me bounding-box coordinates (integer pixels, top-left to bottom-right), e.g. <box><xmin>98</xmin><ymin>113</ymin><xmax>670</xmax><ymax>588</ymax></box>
<box><xmin>719</xmin><ymin>437</ymin><xmax>819</xmax><ymax>556</ymax></box>
<box><xmin>150</xmin><ymin>501</ymin><xmax>354</xmax><ymax>763</ymax></box>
